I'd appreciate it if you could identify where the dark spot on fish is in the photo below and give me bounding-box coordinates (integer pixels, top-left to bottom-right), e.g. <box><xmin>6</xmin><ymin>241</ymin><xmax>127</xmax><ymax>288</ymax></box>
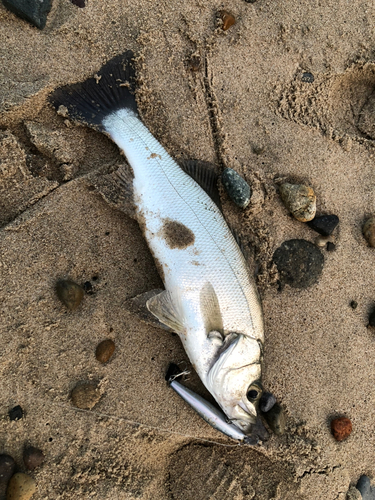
<box><xmin>162</xmin><ymin>219</ymin><xmax>195</xmax><ymax>249</ymax></box>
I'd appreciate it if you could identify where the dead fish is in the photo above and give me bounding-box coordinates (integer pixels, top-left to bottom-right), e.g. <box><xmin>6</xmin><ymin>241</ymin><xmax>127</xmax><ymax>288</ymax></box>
<box><xmin>49</xmin><ymin>51</ymin><xmax>265</xmax><ymax>438</ymax></box>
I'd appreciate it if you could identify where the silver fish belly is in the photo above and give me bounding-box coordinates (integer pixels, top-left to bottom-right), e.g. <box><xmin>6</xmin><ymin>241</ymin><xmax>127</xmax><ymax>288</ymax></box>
<box><xmin>50</xmin><ymin>51</ymin><xmax>265</xmax><ymax>435</ymax></box>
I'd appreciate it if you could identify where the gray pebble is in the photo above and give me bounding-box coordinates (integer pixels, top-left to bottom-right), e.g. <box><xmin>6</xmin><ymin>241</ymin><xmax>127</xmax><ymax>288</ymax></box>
<box><xmin>259</xmin><ymin>392</ymin><xmax>276</xmax><ymax>413</ymax></box>
<box><xmin>262</xmin><ymin>403</ymin><xmax>286</xmax><ymax>435</ymax></box>
<box><xmin>279</xmin><ymin>183</ymin><xmax>316</xmax><ymax>222</ymax></box>
<box><xmin>273</xmin><ymin>239</ymin><xmax>324</xmax><ymax>289</ymax></box>
<box><xmin>2</xmin><ymin>0</ymin><xmax>52</xmax><ymax>29</ymax></box>
<box><xmin>356</xmin><ymin>475</ymin><xmax>375</xmax><ymax>500</ymax></box>
<box><xmin>221</xmin><ymin>168</ymin><xmax>252</xmax><ymax>209</ymax></box>
<box><xmin>301</xmin><ymin>72</ymin><xmax>314</xmax><ymax>83</ymax></box>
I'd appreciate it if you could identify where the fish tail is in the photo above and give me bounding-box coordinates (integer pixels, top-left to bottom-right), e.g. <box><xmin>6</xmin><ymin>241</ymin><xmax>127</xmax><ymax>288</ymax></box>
<box><xmin>49</xmin><ymin>50</ymin><xmax>137</xmax><ymax>130</ymax></box>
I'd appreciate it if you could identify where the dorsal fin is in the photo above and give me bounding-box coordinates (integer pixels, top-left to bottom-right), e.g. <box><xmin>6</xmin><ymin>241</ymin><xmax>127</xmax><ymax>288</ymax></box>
<box><xmin>179</xmin><ymin>159</ymin><xmax>222</xmax><ymax>211</ymax></box>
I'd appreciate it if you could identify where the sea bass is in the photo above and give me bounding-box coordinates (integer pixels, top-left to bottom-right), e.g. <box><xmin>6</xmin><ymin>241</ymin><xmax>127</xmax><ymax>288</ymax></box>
<box><xmin>50</xmin><ymin>51</ymin><xmax>265</xmax><ymax>437</ymax></box>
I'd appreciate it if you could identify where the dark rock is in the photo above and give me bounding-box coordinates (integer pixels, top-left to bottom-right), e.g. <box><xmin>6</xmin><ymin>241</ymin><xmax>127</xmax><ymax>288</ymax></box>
<box><xmin>306</xmin><ymin>214</ymin><xmax>339</xmax><ymax>236</ymax></box>
<box><xmin>221</xmin><ymin>168</ymin><xmax>251</xmax><ymax>209</ymax></box>
<box><xmin>0</xmin><ymin>454</ymin><xmax>15</xmax><ymax>500</ymax></box>
<box><xmin>23</xmin><ymin>446</ymin><xmax>45</xmax><ymax>471</ymax></box>
<box><xmin>82</xmin><ymin>281</ymin><xmax>93</xmax><ymax>295</ymax></box>
<box><xmin>244</xmin><ymin>0</ymin><xmax>257</xmax><ymax>3</ymax></box>
<box><xmin>356</xmin><ymin>475</ymin><xmax>375</xmax><ymax>500</ymax></box>
<box><xmin>330</xmin><ymin>416</ymin><xmax>352</xmax><ymax>441</ymax></box>
<box><xmin>2</xmin><ymin>0</ymin><xmax>52</xmax><ymax>29</ymax></box>
<box><xmin>95</xmin><ymin>339</ymin><xmax>115</xmax><ymax>364</ymax></box>
<box><xmin>262</xmin><ymin>403</ymin><xmax>285</xmax><ymax>435</ymax></box>
<box><xmin>71</xmin><ymin>0</ymin><xmax>85</xmax><ymax>6</ymax></box>
<box><xmin>9</xmin><ymin>405</ymin><xmax>23</xmax><ymax>421</ymax></box>
<box><xmin>259</xmin><ymin>392</ymin><xmax>276</xmax><ymax>413</ymax></box>
<box><xmin>273</xmin><ymin>239</ymin><xmax>324</xmax><ymax>289</ymax></box>
<box><xmin>350</xmin><ymin>300</ymin><xmax>358</xmax><ymax>310</ymax></box>
<box><xmin>301</xmin><ymin>72</ymin><xmax>314</xmax><ymax>83</ymax></box>
<box><xmin>326</xmin><ymin>242</ymin><xmax>336</xmax><ymax>252</ymax></box>
<box><xmin>369</xmin><ymin>308</ymin><xmax>375</xmax><ymax>328</ymax></box>
<box><xmin>56</xmin><ymin>279</ymin><xmax>84</xmax><ymax>310</ymax></box>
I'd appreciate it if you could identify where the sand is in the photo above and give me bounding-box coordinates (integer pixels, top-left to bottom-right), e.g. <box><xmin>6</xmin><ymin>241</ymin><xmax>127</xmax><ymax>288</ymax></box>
<box><xmin>0</xmin><ymin>0</ymin><xmax>375</xmax><ymax>498</ymax></box>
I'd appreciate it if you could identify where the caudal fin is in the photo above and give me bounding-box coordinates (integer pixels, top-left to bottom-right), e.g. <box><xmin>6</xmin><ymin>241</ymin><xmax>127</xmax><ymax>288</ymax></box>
<box><xmin>49</xmin><ymin>50</ymin><xmax>137</xmax><ymax>130</ymax></box>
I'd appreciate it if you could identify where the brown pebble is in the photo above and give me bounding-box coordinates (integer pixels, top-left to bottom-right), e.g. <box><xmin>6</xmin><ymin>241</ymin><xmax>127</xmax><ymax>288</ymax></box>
<box><xmin>23</xmin><ymin>447</ymin><xmax>45</xmax><ymax>471</ymax></box>
<box><xmin>219</xmin><ymin>10</ymin><xmax>235</xmax><ymax>31</ymax></box>
<box><xmin>55</xmin><ymin>279</ymin><xmax>84</xmax><ymax>310</ymax></box>
<box><xmin>0</xmin><ymin>455</ymin><xmax>15</xmax><ymax>500</ymax></box>
<box><xmin>362</xmin><ymin>216</ymin><xmax>375</xmax><ymax>247</ymax></box>
<box><xmin>331</xmin><ymin>417</ymin><xmax>352</xmax><ymax>441</ymax></box>
<box><xmin>71</xmin><ymin>382</ymin><xmax>102</xmax><ymax>410</ymax></box>
<box><xmin>95</xmin><ymin>339</ymin><xmax>115</xmax><ymax>364</ymax></box>
<box><xmin>6</xmin><ymin>473</ymin><xmax>36</xmax><ymax>500</ymax></box>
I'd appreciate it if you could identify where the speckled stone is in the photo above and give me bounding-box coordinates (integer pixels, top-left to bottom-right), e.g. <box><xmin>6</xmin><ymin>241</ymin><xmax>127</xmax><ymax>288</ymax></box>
<box><xmin>2</xmin><ymin>0</ymin><xmax>52</xmax><ymax>29</ymax></box>
<box><xmin>0</xmin><ymin>455</ymin><xmax>15</xmax><ymax>500</ymax></box>
<box><xmin>23</xmin><ymin>447</ymin><xmax>45</xmax><ymax>471</ymax></box>
<box><xmin>363</xmin><ymin>216</ymin><xmax>375</xmax><ymax>248</ymax></box>
<box><xmin>279</xmin><ymin>182</ymin><xmax>316</xmax><ymax>222</ymax></box>
<box><xmin>331</xmin><ymin>416</ymin><xmax>352</xmax><ymax>441</ymax></box>
<box><xmin>262</xmin><ymin>403</ymin><xmax>285</xmax><ymax>435</ymax></box>
<box><xmin>259</xmin><ymin>392</ymin><xmax>276</xmax><ymax>413</ymax></box>
<box><xmin>221</xmin><ymin>168</ymin><xmax>251</xmax><ymax>208</ymax></box>
<box><xmin>273</xmin><ymin>239</ymin><xmax>324</xmax><ymax>289</ymax></box>
<box><xmin>55</xmin><ymin>279</ymin><xmax>84</xmax><ymax>310</ymax></box>
<box><xmin>6</xmin><ymin>473</ymin><xmax>36</xmax><ymax>500</ymax></box>
<box><xmin>307</xmin><ymin>214</ymin><xmax>339</xmax><ymax>236</ymax></box>
<box><xmin>71</xmin><ymin>382</ymin><xmax>102</xmax><ymax>410</ymax></box>
<box><xmin>95</xmin><ymin>339</ymin><xmax>115</xmax><ymax>364</ymax></box>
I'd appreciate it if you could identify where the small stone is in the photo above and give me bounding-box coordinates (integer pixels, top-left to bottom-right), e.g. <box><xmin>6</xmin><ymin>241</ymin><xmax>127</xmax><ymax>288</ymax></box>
<box><xmin>356</xmin><ymin>475</ymin><xmax>374</xmax><ymax>500</ymax></box>
<box><xmin>330</xmin><ymin>416</ymin><xmax>352</xmax><ymax>441</ymax></box>
<box><xmin>363</xmin><ymin>216</ymin><xmax>375</xmax><ymax>248</ymax></box>
<box><xmin>82</xmin><ymin>281</ymin><xmax>93</xmax><ymax>295</ymax></box>
<box><xmin>326</xmin><ymin>241</ymin><xmax>336</xmax><ymax>252</ymax></box>
<box><xmin>6</xmin><ymin>473</ymin><xmax>36</xmax><ymax>500</ymax></box>
<box><xmin>71</xmin><ymin>0</ymin><xmax>85</xmax><ymax>6</ymax></box>
<box><xmin>71</xmin><ymin>382</ymin><xmax>102</xmax><ymax>410</ymax></box>
<box><xmin>55</xmin><ymin>280</ymin><xmax>84</xmax><ymax>310</ymax></box>
<box><xmin>262</xmin><ymin>403</ymin><xmax>285</xmax><ymax>435</ymax></box>
<box><xmin>23</xmin><ymin>447</ymin><xmax>45</xmax><ymax>471</ymax></box>
<box><xmin>279</xmin><ymin>183</ymin><xmax>316</xmax><ymax>222</ymax></box>
<box><xmin>8</xmin><ymin>406</ymin><xmax>23</xmax><ymax>421</ymax></box>
<box><xmin>307</xmin><ymin>214</ymin><xmax>339</xmax><ymax>236</ymax></box>
<box><xmin>244</xmin><ymin>0</ymin><xmax>257</xmax><ymax>3</ymax></box>
<box><xmin>301</xmin><ymin>72</ymin><xmax>314</xmax><ymax>83</ymax></box>
<box><xmin>0</xmin><ymin>455</ymin><xmax>15</xmax><ymax>500</ymax></box>
<box><xmin>219</xmin><ymin>10</ymin><xmax>236</xmax><ymax>31</ymax></box>
<box><xmin>315</xmin><ymin>235</ymin><xmax>335</xmax><ymax>248</ymax></box>
<box><xmin>95</xmin><ymin>339</ymin><xmax>115</xmax><ymax>364</ymax></box>
<box><xmin>368</xmin><ymin>308</ymin><xmax>375</xmax><ymax>328</ymax></box>
<box><xmin>273</xmin><ymin>239</ymin><xmax>324</xmax><ymax>289</ymax></box>
<box><xmin>221</xmin><ymin>168</ymin><xmax>252</xmax><ymax>208</ymax></box>
<box><xmin>2</xmin><ymin>0</ymin><xmax>52</xmax><ymax>29</ymax></box>
<box><xmin>350</xmin><ymin>300</ymin><xmax>358</xmax><ymax>310</ymax></box>
<box><xmin>259</xmin><ymin>392</ymin><xmax>276</xmax><ymax>413</ymax></box>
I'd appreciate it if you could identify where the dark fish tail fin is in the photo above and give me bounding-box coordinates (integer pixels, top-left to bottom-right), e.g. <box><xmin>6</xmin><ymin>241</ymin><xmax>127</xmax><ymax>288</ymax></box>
<box><xmin>49</xmin><ymin>50</ymin><xmax>137</xmax><ymax>130</ymax></box>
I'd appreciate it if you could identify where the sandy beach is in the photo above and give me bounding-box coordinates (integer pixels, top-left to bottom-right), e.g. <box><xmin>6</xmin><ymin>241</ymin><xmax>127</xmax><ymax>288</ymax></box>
<box><xmin>1</xmin><ymin>0</ymin><xmax>375</xmax><ymax>498</ymax></box>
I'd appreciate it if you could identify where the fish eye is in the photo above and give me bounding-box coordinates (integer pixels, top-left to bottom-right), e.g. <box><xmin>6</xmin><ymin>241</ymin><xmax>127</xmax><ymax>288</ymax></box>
<box><xmin>246</xmin><ymin>382</ymin><xmax>262</xmax><ymax>402</ymax></box>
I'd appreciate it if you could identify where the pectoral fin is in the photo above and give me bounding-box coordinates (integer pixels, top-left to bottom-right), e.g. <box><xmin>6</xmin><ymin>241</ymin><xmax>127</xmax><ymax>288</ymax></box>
<box><xmin>200</xmin><ymin>282</ymin><xmax>223</xmax><ymax>337</ymax></box>
<box><xmin>146</xmin><ymin>290</ymin><xmax>185</xmax><ymax>334</ymax></box>
<box><xmin>125</xmin><ymin>289</ymin><xmax>174</xmax><ymax>332</ymax></box>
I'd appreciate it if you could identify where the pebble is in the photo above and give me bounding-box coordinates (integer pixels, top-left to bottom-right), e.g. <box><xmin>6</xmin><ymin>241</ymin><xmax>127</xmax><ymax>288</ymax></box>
<box><xmin>279</xmin><ymin>183</ymin><xmax>316</xmax><ymax>222</ymax></box>
<box><xmin>362</xmin><ymin>216</ymin><xmax>375</xmax><ymax>248</ymax></box>
<box><xmin>307</xmin><ymin>214</ymin><xmax>339</xmax><ymax>236</ymax></box>
<box><xmin>273</xmin><ymin>239</ymin><xmax>324</xmax><ymax>289</ymax></box>
<box><xmin>55</xmin><ymin>279</ymin><xmax>84</xmax><ymax>310</ymax></box>
<box><xmin>71</xmin><ymin>0</ymin><xmax>85</xmax><ymax>6</ymax></box>
<box><xmin>221</xmin><ymin>168</ymin><xmax>252</xmax><ymax>208</ymax></box>
<box><xmin>71</xmin><ymin>382</ymin><xmax>102</xmax><ymax>410</ymax></box>
<box><xmin>219</xmin><ymin>10</ymin><xmax>236</xmax><ymax>31</ymax></box>
<box><xmin>0</xmin><ymin>455</ymin><xmax>15</xmax><ymax>500</ymax></box>
<box><xmin>259</xmin><ymin>392</ymin><xmax>276</xmax><ymax>413</ymax></box>
<box><xmin>2</xmin><ymin>0</ymin><xmax>52</xmax><ymax>29</ymax></box>
<box><xmin>326</xmin><ymin>241</ymin><xmax>336</xmax><ymax>252</ymax></box>
<box><xmin>6</xmin><ymin>473</ymin><xmax>36</xmax><ymax>500</ymax></box>
<box><xmin>350</xmin><ymin>300</ymin><xmax>358</xmax><ymax>310</ymax></box>
<box><xmin>23</xmin><ymin>447</ymin><xmax>45</xmax><ymax>471</ymax></box>
<box><xmin>330</xmin><ymin>416</ymin><xmax>352</xmax><ymax>441</ymax></box>
<box><xmin>82</xmin><ymin>281</ymin><xmax>93</xmax><ymax>295</ymax></box>
<box><xmin>356</xmin><ymin>475</ymin><xmax>375</xmax><ymax>500</ymax></box>
<box><xmin>315</xmin><ymin>235</ymin><xmax>335</xmax><ymax>248</ymax></box>
<box><xmin>301</xmin><ymin>72</ymin><xmax>315</xmax><ymax>83</ymax></box>
<box><xmin>262</xmin><ymin>403</ymin><xmax>285</xmax><ymax>435</ymax></box>
<box><xmin>95</xmin><ymin>339</ymin><xmax>115</xmax><ymax>364</ymax></box>
<box><xmin>368</xmin><ymin>309</ymin><xmax>375</xmax><ymax>328</ymax></box>
<box><xmin>8</xmin><ymin>406</ymin><xmax>23</xmax><ymax>421</ymax></box>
